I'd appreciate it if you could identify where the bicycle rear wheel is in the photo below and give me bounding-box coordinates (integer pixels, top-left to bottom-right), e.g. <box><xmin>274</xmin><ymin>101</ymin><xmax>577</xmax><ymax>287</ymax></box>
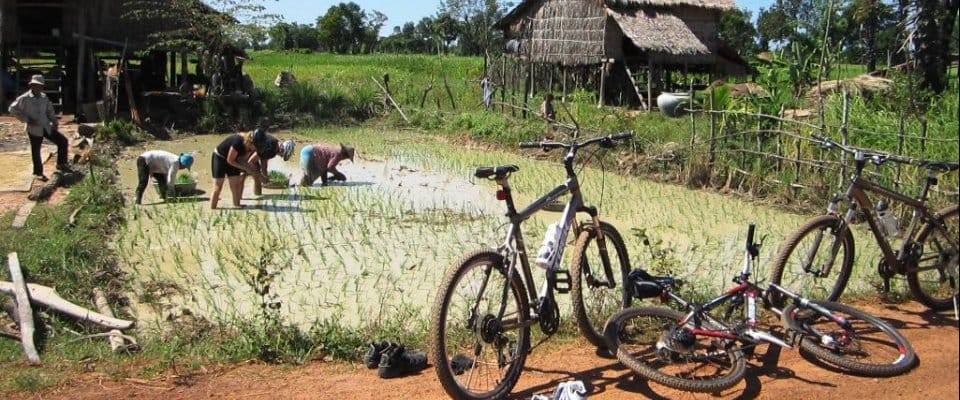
<box><xmin>570</xmin><ymin>221</ymin><xmax>631</xmax><ymax>349</ymax></box>
<box><xmin>430</xmin><ymin>250</ymin><xmax>531</xmax><ymax>400</ymax></box>
<box><xmin>769</xmin><ymin>215</ymin><xmax>854</xmax><ymax>305</ymax></box>
<box><xmin>604</xmin><ymin>307</ymin><xmax>746</xmax><ymax>393</ymax></box>
<box><xmin>907</xmin><ymin>205</ymin><xmax>959</xmax><ymax>311</ymax></box>
<box><xmin>782</xmin><ymin>300</ymin><xmax>916</xmax><ymax>377</ymax></box>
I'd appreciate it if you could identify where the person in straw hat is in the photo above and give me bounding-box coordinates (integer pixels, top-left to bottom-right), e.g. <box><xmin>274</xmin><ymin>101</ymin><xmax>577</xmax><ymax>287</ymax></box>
<box><xmin>8</xmin><ymin>74</ymin><xmax>71</xmax><ymax>182</ymax></box>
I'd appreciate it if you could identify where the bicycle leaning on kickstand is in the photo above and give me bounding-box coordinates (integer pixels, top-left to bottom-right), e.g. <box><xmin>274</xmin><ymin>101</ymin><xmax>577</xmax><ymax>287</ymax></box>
<box><xmin>769</xmin><ymin>135</ymin><xmax>959</xmax><ymax>317</ymax></box>
<box><xmin>430</xmin><ymin>132</ymin><xmax>634</xmax><ymax>400</ymax></box>
<box><xmin>603</xmin><ymin>223</ymin><xmax>917</xmax><ymax>394</ymax></box>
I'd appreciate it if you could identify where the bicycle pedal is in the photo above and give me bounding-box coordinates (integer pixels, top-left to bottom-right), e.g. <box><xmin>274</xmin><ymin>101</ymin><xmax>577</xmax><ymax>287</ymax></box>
<box><xmin>550</xmin><ymin>269</ymin><xmax>572</xmax><ymax>294</ymax></box>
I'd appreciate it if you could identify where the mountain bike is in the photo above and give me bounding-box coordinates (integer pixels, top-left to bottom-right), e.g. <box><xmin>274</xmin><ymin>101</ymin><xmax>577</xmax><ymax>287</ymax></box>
<box><xmin>430</xmin><ymin>132</ymin><xmax>634</xmax><ymax>400</ymax></box>
<box><xmin>603</xmin><ymin>224</ymin><xmax>917</xmax><ymax>394</ymax></box>
<box><xmin>769</xmin><ymin>135</ymin><xmax>959</xmax><ymax>315</ymax></box>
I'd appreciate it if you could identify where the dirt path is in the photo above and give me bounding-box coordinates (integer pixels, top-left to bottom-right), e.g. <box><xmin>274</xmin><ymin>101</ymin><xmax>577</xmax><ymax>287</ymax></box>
<box><xmin>13</xmin><ymin>300</ymin><xmax>958</xmax><ymax>400</ymax></box>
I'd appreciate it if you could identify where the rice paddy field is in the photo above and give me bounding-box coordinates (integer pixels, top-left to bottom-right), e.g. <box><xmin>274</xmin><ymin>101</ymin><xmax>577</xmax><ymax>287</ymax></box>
<box><xmin>114</xmin><ymin>127</ymin><xmax>891</xmax><ymax>331</ymax></box>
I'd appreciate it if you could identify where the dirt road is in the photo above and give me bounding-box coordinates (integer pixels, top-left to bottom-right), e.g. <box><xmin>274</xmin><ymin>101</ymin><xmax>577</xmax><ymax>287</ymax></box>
<box><xmin>12</xmin><ymin>300</ymin><xmax>958</xmax><ymax>400</ymax></box>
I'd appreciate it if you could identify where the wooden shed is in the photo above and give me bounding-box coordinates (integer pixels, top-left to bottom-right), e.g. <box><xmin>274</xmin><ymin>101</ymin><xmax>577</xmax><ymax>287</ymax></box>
<box><xmin>0</xmin><ymin>0</ymin><xmax>229</xmax><ymax>119</ymax></box>
<box><xmin>496</xmin><ymin>0</ymin><xmax>752</xmax><ymax>109</ymax></box>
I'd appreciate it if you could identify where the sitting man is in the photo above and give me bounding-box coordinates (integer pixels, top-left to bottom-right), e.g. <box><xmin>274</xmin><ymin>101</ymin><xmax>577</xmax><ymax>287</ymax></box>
<box><xmin>299</xmin><ymin>143</ymin><xmax>355</xmax><ymax>187</ymax></box>
<box><xmin>135</xmin><ymin>150</ymin><xmax>194</xmax><ymax>205</ymax></box>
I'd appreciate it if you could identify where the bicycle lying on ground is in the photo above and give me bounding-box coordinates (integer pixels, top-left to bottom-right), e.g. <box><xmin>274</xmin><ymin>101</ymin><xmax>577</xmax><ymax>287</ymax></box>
<box><xmin>430</xmin><ymin>132</ymin><xmax>634</xmax><ymax>399</ymax></box>
<box><xmin>769</xmin><ymin>135</ymin><xmax>959</xmax><ymax>316</ymax></box>
<box><xmin>603</xmin><ymin>224</ymin><xmax>917</xmax><ymax>394</ymax></box>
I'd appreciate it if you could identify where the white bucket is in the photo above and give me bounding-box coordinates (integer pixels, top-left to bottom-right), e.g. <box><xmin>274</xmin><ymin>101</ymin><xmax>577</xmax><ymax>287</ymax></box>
<box><xmin>656</xmin><ymin>92</ymin><xmax>692</xmax><ymax>118</ymax></box>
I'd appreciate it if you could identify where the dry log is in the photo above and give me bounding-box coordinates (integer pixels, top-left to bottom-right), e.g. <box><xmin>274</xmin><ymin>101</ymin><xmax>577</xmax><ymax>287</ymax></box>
<box><xmin>7</xmin><ymin>253</ymin><xmax>41</xmax><ymax>364</ymax></box>
<box><xmin>0</xmin><ymin>281</ymin><xmax>134</xmax><ymax>330</ymax></box>
<box><xmin>92</xmin><ymin>288</ymin><xmax>137</xmax><ymax>352</ymax></box>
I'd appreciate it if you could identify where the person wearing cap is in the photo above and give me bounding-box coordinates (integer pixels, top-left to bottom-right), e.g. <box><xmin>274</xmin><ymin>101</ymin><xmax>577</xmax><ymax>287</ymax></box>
<box><xmin>209</xmin><ymin>129</ymin><xmax>294</xmax><ymax>209</ymax></box>
<box><xmin>8</xmin><ymin>74</ymin><xmax>71</xmax><ymax>181</ymax></box>
<box><xmin>249</xmin><ymin>129</ymin><xmax>295</xmax><ymax>196</ymax></box>
<box><xmin>298</xmin><ymin>143</ymin><xmax>355</xmax><ymax>187</ymax></box>
<box><xmin>134</xmin><ymin>150</ymin><xmax>194</xmax><ymax>205</ymax></box>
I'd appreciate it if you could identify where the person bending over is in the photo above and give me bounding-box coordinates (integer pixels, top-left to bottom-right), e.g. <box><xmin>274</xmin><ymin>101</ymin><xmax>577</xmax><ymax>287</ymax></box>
<box><xmin>135</xmin><ymin>150</ymin><xmax>194</xmax><ymax>205</ymax></box>
<box><xmin>299</xmin><ymin>143</ymin><xmax>355</xmax><ymax>187</ymax></box>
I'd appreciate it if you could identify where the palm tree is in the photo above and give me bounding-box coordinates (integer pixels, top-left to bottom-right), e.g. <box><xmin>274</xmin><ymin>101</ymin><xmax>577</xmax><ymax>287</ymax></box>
<box><xmin>912</xmin><ymin>0</ymin><xmax>958</xmax><ymax>93</ymax></box>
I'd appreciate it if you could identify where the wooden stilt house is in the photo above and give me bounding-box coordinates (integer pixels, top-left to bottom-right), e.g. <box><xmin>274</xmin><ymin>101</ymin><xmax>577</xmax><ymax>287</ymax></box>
<box><xmin>496</xmin><ymin>0</ymin><xmax>753</xmax><ymax>109</ymax></box>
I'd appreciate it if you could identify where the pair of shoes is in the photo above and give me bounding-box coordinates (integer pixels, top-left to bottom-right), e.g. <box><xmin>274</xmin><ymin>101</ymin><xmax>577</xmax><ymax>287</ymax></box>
<box><xmin>378</xmin><ymin>344</ymin><xmax>428</xmax><ymax>379</ymax></box>
<box><xmin>34</xmin><ymin>174</ymin><xmax>49</xmax><ymax>182</ymax></box>
<box><xmin>450</xmin><ymin>353</ymin><xmax>475</xmax><ymax>375</ymax></box>
<box><xmin>56</xmin><ymin>163</ymin><xmax>75</xmax><ymax>173</ymax></box>
<box><xmin>364</xmin><ymin>341</ymin><xmax>395</xmax><ymax>369</ymax></box>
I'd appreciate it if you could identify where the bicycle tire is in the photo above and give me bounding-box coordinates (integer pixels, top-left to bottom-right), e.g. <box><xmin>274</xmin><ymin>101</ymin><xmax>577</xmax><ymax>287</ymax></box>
<box><xmin>604</xmin><ymin>306</ymin><xmax>746</xmax><ymax>393</ymax></box>
<box><xmin>906</xmin><ymin>205</ymin><xmax>959</xmax><ymax>311</ymax></box>
<box><xmin>430</xmin><ymin>250</ymin><xmax>531</xmax><ymax>400</ymax></box>
<box><xmin>782</xmin><ymin>300</ymin><xmax>917</xmax><ymax>377</ymax></box>
<box><xmin>769</xmin><ymin>215</ymin><xmax>854</xmax><ymax>305</ymax></box>
<box><xmin>570</xmin><ymin>221</ymin><xmax>631</xmax><ymax>349</ymax></box>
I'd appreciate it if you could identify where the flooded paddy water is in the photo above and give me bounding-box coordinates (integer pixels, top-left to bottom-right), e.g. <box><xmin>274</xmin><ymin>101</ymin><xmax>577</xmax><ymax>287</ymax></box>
<box><xmin>114</xmin><ymin>131</ymin><xmax>885</xmax><ymax>330</ymax></box>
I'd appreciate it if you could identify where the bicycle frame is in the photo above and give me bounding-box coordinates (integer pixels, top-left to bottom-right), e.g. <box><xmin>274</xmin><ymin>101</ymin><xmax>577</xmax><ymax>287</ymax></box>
<box><xmin>822</xmin><ymin>151</ymin><xmax>959</xmax><ymax>278</ymax></box>
<box><xmin>493</xmin><ymin>147</ymin><xmax>611</xmax><ymax>318</ymax></box>
<box><xmin>654</xmin><ymin>225</ymin><xmax>849</xmax><ymax>350</ymax></box>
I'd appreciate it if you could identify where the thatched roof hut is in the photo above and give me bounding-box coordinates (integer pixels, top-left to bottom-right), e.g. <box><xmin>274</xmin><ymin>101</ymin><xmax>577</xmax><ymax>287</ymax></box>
<box><xmin>496</xmin><ymin>0</ymin><xmax>750</xmax><ymax>76</ymax></box>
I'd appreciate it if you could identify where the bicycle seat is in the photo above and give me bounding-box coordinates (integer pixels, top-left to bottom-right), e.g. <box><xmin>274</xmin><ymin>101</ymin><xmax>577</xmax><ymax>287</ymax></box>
<box><xmin>918</xmin><ymin>160</ymin><xmax>960</xmax><ymax>173</ymax></box>
<box><xmin>474</xmin><ymin>165</ymin><xmax>519</xmax><ymax>179</ymax></box>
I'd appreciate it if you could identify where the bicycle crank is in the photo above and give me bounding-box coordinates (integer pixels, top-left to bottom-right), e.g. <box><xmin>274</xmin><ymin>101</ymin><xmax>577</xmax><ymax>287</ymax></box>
<box><xmin>537</xmin><ymin>295</ymin><xmax>560</xmax><ymax>335</ymax></box>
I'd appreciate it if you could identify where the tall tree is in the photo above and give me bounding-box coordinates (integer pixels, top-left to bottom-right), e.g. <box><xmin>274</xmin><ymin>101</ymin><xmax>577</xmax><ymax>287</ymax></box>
<box><xmin>123</xmin><ymin>0</ymin><xmax>276</xmax><ymax>53</ymax></box>
<box><xmin>719</xmin><ymin>8</ymin><xmax>758</xmax><ymax>56</ymax></box>
<box><xmin>438</xmin><ymin>0</ymin><xmax>506</xmax><ymax>55</ymax></box>
<box><xmin>316</xmin><ymin>2</ymin><xmax>367</xmax><ymax>54</ymax></box>
<box><xmin>912</xmin><ymin>0</ymin><xmax>958</xmax><ymax>93</ymax></box>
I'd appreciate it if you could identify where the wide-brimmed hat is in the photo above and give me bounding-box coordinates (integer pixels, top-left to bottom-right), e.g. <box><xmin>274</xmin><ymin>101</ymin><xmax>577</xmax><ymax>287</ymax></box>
<box><xmin>29</xmin><ymin>75</ymin><xmax>45</xmax><ymax>86</ymax></box>
<box><xmin>341</xmin><ymin>144</ymin><xmax>355</xmax><ymax>162</ymax></box>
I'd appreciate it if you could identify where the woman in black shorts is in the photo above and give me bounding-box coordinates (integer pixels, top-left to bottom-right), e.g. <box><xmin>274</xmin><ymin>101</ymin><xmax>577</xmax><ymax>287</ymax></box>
<box><xmin>210</xmin><ymin>131</ymin><xmax>262</xmax><ymax>209</ymax></box>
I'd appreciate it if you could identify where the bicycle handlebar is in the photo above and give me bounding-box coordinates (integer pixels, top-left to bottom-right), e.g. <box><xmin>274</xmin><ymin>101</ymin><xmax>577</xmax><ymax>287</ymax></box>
<box><xmin>519</xmin><ymin>131</ymin><xmax>634</xmax><ymax>150</ymax></box>
<box><xmin>813</xmin><ymin>135</ymin><xmax>959</xmax><ymax>172</ymax></box>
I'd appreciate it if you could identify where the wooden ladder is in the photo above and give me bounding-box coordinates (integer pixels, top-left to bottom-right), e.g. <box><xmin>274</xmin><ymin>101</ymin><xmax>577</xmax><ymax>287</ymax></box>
<box><xmin>623</xmin><ymin>64</ymin><xmax>648</xmax><ymax>111</ymax></box>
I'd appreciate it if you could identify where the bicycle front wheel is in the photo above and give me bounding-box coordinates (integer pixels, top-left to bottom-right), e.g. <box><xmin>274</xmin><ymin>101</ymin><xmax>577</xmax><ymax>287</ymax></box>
<box><xmin>770</xmin><ymin>215</ymin><xmax>854</xmax><ymax>305</ymax></box>
<box><xmin>604</xmin><ymin>307</ymin><xmax>746</xmax><ymax>393</ymax></box>
<box><xmin>430</xmin><ymin>250</ymin><xmax>531</xmax><ymax>400</ymax></box>
<box><xmin>907</xmin><ymin>205</ymin><xmax>959</xmax><ymax>311</ymax></box>
<box><xmin>570</xmin><ymin>221</ymin><xmax>631</xmax><ymax>349</ymax></box>
<box><xmin>782</xmin><ymin>300</ymin><xmax>917</xmax><ymax>377</ymax></box>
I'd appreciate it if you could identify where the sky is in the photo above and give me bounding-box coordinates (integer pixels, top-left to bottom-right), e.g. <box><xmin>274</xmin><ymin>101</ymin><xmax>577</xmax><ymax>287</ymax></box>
<box><xmin>259</xmin><ymin>0</ymin><xmax>776</xmax><ymax>37</ymax></box>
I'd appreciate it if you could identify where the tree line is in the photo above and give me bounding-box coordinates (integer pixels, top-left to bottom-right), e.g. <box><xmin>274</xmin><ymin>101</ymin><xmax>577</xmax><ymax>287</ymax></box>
<box><xmin>129</xmin><ymin>0</ymin><xmax>958</xmax><ymax>95</ymax></box>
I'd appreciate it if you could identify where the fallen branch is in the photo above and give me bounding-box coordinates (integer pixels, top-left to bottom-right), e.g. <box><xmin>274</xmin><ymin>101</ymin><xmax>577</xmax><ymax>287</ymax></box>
<box><xmin>371</xmin><ymin>76</ymin><xmax>409</xmax><ymax>123</ymax></box>
<box><xmin>0</xmin><ymin>281</ymin><xmax>134</xmax><ymax>330</ymax></box>
<box><xmin>68</xmin><ymin>206</ymin><xmax>84</xmax><ymax>228</ymax></box>
<box><xmin>93</xmin><ymin>288</ymin><xmax>138</xmax><ymax>352</ymax></box>
<box><xmin>7</xmin><ymin>253</ymin><xmax>40</xmax><ymax>364</ymax></box>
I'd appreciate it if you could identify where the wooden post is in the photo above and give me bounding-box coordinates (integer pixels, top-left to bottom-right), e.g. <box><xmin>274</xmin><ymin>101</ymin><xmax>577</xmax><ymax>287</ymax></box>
<box><xmin>75</xmin><ymin>8</ymin><xmax>87</xmax><ymax>114</ymax></box>
<box><xmin>598</xmin><ymin>60</ymin><xmax>606</xmax><ymax>108</ymax></box>
<box><xmin>180</xmin><ymin>50</ymin><xmax>188</xmax><ymax>88</ymax></box>
<box><xmin>839</xmin><ymin>89</ymin><xmax>850</xmax><ymax>188</ymax></box>
<box><xmin>501</xmin><ymin>55</ymin><xmax>506</xmax><ymax>113</ymax></box>
<box><xmin>562</xmin><ymin>65</ymin><xmax>568</xmax><ymax>102</ymax></box>
<box><xmin>776</xmin><ymin>105</ymin><xmax>784</xmax><ymax>173</ymax></box>
<box><xmin>688</xmin><ymin>64</ymin><xmax>695</xmax><ymax>146</ymax></box>
<box><xmin>646</xmin><ymin>60</ymin><xmax>653</xmax><ymax>112</ymax></box>
<box><xmin>522</xmin><ymin>66</ymin><xmax>531</xmax><ymax>118</ymax></box>
<box><xmin>708</xmin><ymin>83</ymin><xmax>716</xmax><ymax>164</ymax></box>
<box><xmin>93</xmin><ymin>288</ymin><xmax>135</xmax><ymax>352</ymax></box>
<box><xmin>7</xmin><ymin>253</ymin><xmax>41</xmax><ymax>365</ymax></box>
